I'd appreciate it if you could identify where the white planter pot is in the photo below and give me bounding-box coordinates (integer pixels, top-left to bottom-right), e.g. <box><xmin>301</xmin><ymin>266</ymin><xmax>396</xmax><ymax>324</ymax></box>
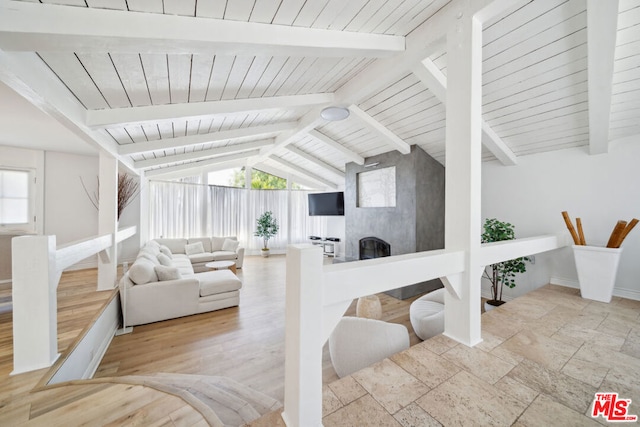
<box><xmin>572</xmin><ymin>245</ymin><xmax>623</xmax><ymax>303</ymax></box>
<box><xmin>261</xmin><ymin>249</ymin><xmax>270</xmax><ymax>258</ymax></box>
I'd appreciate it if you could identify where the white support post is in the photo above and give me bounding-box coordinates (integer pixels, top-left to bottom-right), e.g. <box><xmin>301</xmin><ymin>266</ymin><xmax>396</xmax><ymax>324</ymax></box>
<box><xmin>442</xmin><ymin>7</ymin><xmax>483</xmax><ymax>347</ymax></box>
<box><xmin>98</xmin><ymin>151</ymin><xmax>118</xmax><ymax>291</ymax></box>
<box><xmin>282</xmin><ymin>244</ymin><xmax>324</xmax><ymax>427</ymax></box>
<box><xmin>12</xmin><ymin>235</ymin><xmax>59</xmax><ymax>374</ymax></box>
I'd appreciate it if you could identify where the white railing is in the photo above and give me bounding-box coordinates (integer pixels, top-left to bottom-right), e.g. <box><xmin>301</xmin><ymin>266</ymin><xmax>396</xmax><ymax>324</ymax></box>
<box><xmin>282</xmin><ymin>233</ymin><xmax>570</xmax><ymax>426</ymax></box>
<box><xmin>11</xmin><ymin>226</ymin><xmax>136</xmax><ymax>375</ymax></box>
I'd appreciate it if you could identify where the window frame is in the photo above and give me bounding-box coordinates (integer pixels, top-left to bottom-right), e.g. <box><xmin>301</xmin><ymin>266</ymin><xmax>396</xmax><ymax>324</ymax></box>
<box><xmin>0</xmin><ymin>167</ymin><xmax>37</xmax><ymax>234</ymax></box>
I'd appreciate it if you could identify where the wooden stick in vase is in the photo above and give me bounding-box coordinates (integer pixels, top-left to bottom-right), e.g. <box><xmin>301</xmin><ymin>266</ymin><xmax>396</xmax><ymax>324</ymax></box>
<box><xmin>576</xmin><ymin>218</ymin><xmax>586</xmax><ymax>245</ymax></box>
<box><xmin>606</xmin><ymin>220</ymin><xmax>628</xmax><ymax>248</ymax></box>
<box><xmin>561</xmin><ymin>211</ymin><xmax>581</xmax><ymax>245</ymax></box>
<box><xmin>613</xmin><ymin>218</ymin><xmax>639</xmax><ymax>248</ymax></box>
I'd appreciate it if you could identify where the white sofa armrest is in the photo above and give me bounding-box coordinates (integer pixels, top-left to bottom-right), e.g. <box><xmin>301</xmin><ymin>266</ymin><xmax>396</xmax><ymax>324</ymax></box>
<box><xmin>125</xmin><ymin>277</ymin><xmax>200</xmax><ymax>326</ymax></box>
<box><xmin>236</xmin><ymin>247</ymin><xmax>245</xmax><ymax>269</ymax></box>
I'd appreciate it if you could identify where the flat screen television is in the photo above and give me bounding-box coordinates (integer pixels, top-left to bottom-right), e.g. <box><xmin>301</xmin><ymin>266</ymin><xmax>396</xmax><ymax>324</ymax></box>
<box><xmin>308</xmin><ymin>192</ymin><xmax>344</xmax><ymax>216</ymax></box>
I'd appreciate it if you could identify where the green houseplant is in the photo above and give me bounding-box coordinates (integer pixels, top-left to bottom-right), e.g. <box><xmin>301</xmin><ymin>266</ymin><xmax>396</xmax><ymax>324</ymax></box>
<box><xmin>481</xmin><ymin>218</ymin><xmax>530</xmax><ymax>309</ymax></box>
<box><xmin>254</xmin><ymin>211</ymin><xmax>279</xmax><ymax>257</ymax></box>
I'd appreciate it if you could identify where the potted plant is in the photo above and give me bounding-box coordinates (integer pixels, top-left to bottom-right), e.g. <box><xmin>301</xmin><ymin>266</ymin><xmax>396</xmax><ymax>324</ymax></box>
<box><xmin>254</xmin><ymin>211</ymin><xmax>279</xmax><ymax>257</ymax></box>
<box><xmin>481</xmin><ymin>218</ymin><xmax>530</xmax><ymax>311</ymax></box>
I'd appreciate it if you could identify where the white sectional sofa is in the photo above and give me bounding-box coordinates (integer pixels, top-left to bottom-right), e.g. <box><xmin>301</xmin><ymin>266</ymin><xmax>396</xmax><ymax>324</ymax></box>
<box><xmin>119</xmin><ymin>239</ymin><xmax>243</xmax><ymax>326</ymax></box>
<box><xmin>153</xmin><ymin>236</ymin><xmax>245</xmax><ymax>272</ymax></box>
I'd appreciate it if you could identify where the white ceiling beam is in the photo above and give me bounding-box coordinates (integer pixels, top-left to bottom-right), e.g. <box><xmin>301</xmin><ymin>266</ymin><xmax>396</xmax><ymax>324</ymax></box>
<box><xmin>118</xmin><ymin>122</ymin><xmax>295</xmax><ymax>155</ymax></box>
<box><xmin>253</xmin><ymin>163</ymin><xmax>324</xmax><ymax>190</ymax></box>
<box><xmin>308</xmin><ymin>130</ymin><xmax>364</xmax><ymax>165</ymax></box>
<box><xmin>348</xmin><ymin>105</ymin><xmax>411</xmax><ymax>155</ymax></box>
<box><xmin>0</xmin><ymin>49</ymin><xmax>133</xmax><ymax>169</ymax></box>
<box><xmin>144</xmin><ymin>151</ymin><xmax>259</xmax><ymax>178</ymax></box>
<box><xmin>86</xmin><ymin>93</ymin><xmax>334</xmax><ymax>129</ymax></box>
<box><xmin>268</xmin><ymin>156</ymin><xmax>338</xmax><ymax>190</ymax></box>
<box><xmin>587</xmin><ymin>0</ymin><xmax>619</xmax><ymax>155</ymax></box>
<box><xmin>0</xmin><ymin>0</ymin><xmax>404</xmax><ymax>58</ymax></box>
<box><xmin>412</xmin><ymin>58</ymin><xmax>517</xmax><ymax>166</ymax></box>
<box><xmin>147</xmin><ymin>159</ymin><xmax>247</xmax><ymax>182</ymax></box>
<box><xmin>135</xmin><ymin>140</ymin><xmax>273</xmax><ymax>170</ymax></box>
<box><xmin>285</xmin><ymin>145</ymin><xmax>345</xmax><ymax>180</ymax></box>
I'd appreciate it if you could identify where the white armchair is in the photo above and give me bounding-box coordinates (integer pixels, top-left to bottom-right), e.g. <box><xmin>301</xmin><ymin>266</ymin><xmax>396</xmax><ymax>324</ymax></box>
<box><xmin>410</xmin><ymin>288</ymin><xmax>445</xmax><ymax>341</ymax></box>
<box><xmin>329</xmin><ymin>316</ymin><xmax>410</xmax><ymax>378</ymax></box>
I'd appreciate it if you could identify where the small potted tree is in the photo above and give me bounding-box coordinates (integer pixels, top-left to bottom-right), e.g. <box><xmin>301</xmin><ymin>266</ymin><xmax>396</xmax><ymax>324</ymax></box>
<box><xmin>481</xmin><ymin>218</ymin><xmax>530</xmax><ymax>311</ymax></box>
<box><xmin>255</xmin><ymin>211</ymin><xmax>279</xmax><ymax>257</ymax></box>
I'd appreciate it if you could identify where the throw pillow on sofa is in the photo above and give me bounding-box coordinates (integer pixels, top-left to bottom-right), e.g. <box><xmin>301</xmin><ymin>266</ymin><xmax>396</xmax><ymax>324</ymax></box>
<box><xmin>159</xmin><ymin>245</ymin><xmax>173</xmax><ymax>258</ymax></box>
<box><xmin>185</xmin><ymin>241</ymin><xmax>205</xmax><ymax>255</ymax></box>
<box><xmin>221</xmin><ymin>238</ymin><xmax>240</xmax><ymax>252</ymax></box>
<box><xmin>129</xmin><ymin>259</ymin><xmax>158</xmax><ymax>285</ymax></box>
<box><xmin>157</xmin><ymin>253</ymin><xmax>174</xmax><ymax>267</ymax></box>
<box><xmin>155</xmin><ymin>265</ymin><xmax>181</xmax><ymax>281</ymax></box>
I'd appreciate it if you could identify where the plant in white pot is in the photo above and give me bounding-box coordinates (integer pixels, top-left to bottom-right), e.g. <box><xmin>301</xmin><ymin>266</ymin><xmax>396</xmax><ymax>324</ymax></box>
<box><xmin>255</xmin><ymin>211</ymin><xmax>279</xmax><ymax>257</ymax></box>
<box><xmin>481</xmin><ymin>218</ymin><xmax>530</xmax><ymax>311</ymax></box>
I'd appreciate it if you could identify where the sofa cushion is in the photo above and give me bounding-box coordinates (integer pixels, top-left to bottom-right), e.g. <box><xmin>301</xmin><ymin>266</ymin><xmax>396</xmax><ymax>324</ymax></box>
<box><xmin>138</xmin><ymin>252</ymin><xmax>160</xmax><ymax>265</ymax></box>
<box><xmin>155</xmin><ymin>265</ymin><xmax>181</xmax><ymax>281</ymax></box>
<box><xmin>157</xmin><ymin>253</ymin><xmax>174</xmax><ymax>267</ymax></box>
<box><xmin>154</xmin><ymin>238</ymin><xmax>188</xmax><ymax>254</ymax></box>
<box><xmin>185</xmin><ymin>241</ymin><xmax>205</xmax><ymax>255</ymax></box>
<box><xmin>211</xmin><ymin>236</ymin><xmax>236</xmax><ymax>251</ymax></box>
<box><xmin>198</xmin><ymin>270</ymin><xmax>242</xmax><ymax>296</ymax></box>
<box><xmin>129</xmin><ymin>259</ymin><xmax>158</xmax><ymax>285</ymax></box>
<box><xmin>171</xmin><ymin>254</ymin><xmax>195</xmax><ymax>276</ymax></box>
<box><xmin>159</xmin><ymin>245</ymin><xmax>173</xmax><ymax>258</ymax></box>
<box><xmin>212</xmin><ymin>250</ymin><xmax>237</xmax><ymax>261</ymax></box>
<box><xmin>221</xmin><ymin>238</ymin><xmax>240</xmax><ymax>252</ymax></box>
<box><xmin>189</xmin><ymin>252</ymin><xmax>215</xmax><ymax>264</ymax></box>
<box><xmin>188</xmin><ymin>237</ymin><xmax>212</xmax><ymax>253</ymax></box>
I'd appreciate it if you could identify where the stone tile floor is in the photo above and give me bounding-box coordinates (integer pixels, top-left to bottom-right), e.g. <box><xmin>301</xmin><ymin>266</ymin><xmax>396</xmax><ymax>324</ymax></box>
<box><xmin>248</xmin><ymin>285</ymin><xmax>640</xmax><ymax>426</ymax></box>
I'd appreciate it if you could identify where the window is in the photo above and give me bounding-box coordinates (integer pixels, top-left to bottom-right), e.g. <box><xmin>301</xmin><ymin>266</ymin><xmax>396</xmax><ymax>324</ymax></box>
<box><xmin>0</xmin><ymin>169</ymin><xmax>33</xmax><ymax>230</ymax></box>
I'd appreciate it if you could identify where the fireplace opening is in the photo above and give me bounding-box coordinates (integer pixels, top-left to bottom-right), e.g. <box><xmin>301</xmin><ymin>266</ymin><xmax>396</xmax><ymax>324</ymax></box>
<box><xmin>359</xmin><ymin>237</ymin><xmax>391</xmax><ymax>260</ymax></box>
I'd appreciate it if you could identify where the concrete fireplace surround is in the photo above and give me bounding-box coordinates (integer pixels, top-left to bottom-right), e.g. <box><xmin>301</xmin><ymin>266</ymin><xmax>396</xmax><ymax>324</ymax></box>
<box><xmin>344</xmin><ymin>145</ymin><xmax>445</xmax><ymax>299</ymax></box>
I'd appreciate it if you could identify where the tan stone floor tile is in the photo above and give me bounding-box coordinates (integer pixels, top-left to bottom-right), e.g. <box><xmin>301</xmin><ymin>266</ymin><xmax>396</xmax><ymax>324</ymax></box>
<box><xmin>553</xmin><ymin>324</ymin><xmax>626</xmax><ymax>351</ymax></box>
<box><xmin>390</xmin><ymin>344</ymin><xmax>460</xmax><ymax>389</ymax></box>
<box><xmin>244</xmin><ymin>409</ymin><xmax>286</xmax><ymax>427</ymax></box>
<box><xmin>497</xmin><ymin>298</ymin><xmax>555</xmax><ymax>320</ymax></box>
<box><xmin>481</xmin><ymin>310</ymin><xmax>526</xmax><ymax>340</ymax></box>
<box><xmin>322</xmin><ymin>385</ymin><xmax>343</xmax><ymax>417</ymax></box>
<box><xmin>476</xmin><ymin>331</ymin><xmax>504</xmax><ymax>352</ymax></box>
<box><xmin>617</xmin><ymin>298</ymin><xmax>640</xmax><ymax>310</ymax></box>
<box><xmin>564</xmin><ymin>311</ymin><xmax>607</xmax><ymax>330</ymax></box>
<box><xmin>441</xmin><ymin>344</ymin><xmax>515</xmax><ymax>384</ymax></box>
<box><xmin>561</xmin><ymin>356</ymin><xmax>610</xmax><ymax>388</ymax></box>
<box><xmin>322</xmin><ymin>394</ymin><xmax>402</xmax><ymax>427</ymax></box>
<box><xmin>621</xmin><ymin>326</ymin><xmax>640</xmax><ymax>358</ymax></box>
<box><xmin>583</xmin><ymin>301</ymin><xmax>639</xmax><ymax>320</ymax></box>
<box><xmin>416</xmin><ymin>370</ymin><xmax>527</xmax><ymax>426</ymax></box>
<box><xmin>515</xmin><ymin>394</ymin><xmax>601</xmax><ymax>427</ymax></box>
<box><xmin>498</xmin><ymin>329</ymin><xmax>580</xmax><ymax>371</ymax></box>
<box><xmin>494</xmin><ymin>376</ymin><xmax>539</xmax><ymax>406</ymax></box>
<box><xmin>597</xmin><ymin>314</ymin><xmax>637</xmax><ymax>338</ymax></box>
<box><xmin>508</xmin><ymin>359</ymin><xmax>596</xmax><ymax>413</ymax></box>
<box><xmin>393</xmin><ymin>402</ymin><xmax>442</xmax><ymax>427</ymax></box>
<box><xmin>418</xmin><ymin>334</ymin><xmax>458</xmax><ymax>355</ymax></box>
<box><xmin>490</xmin><ymin>345</ymin><xmax>525</xmax><ymax>366</ymax></box>
<box><xmin>327</xmin><ymin>375</ymin><xmax>367</xmax><ymax>406</ymax></box>
<box><xmin>352</xmin><ymin>359</ymin><xmax>429</xmax><ymax>414</ymax></box>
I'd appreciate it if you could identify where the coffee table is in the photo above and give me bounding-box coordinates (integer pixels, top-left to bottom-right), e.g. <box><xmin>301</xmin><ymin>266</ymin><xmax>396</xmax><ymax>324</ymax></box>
<box><xmin>205</xmin><ymin>260</ymin><xmax>237</xmax><ymax>274</ymax></box>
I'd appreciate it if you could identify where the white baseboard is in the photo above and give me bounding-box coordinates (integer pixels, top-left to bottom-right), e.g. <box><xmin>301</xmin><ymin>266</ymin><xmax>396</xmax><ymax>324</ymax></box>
<box><xmin>550</xmin><ymin>276</ymin><xmax>640</xmax><ymax>301</ymax></box>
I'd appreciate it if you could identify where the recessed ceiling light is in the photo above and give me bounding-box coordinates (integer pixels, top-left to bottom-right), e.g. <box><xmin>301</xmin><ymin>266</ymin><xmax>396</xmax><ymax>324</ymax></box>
<box><xmin>320</xmin><ymin>106</ymin><xmax>350</xmax><ymax>121</ymax></box>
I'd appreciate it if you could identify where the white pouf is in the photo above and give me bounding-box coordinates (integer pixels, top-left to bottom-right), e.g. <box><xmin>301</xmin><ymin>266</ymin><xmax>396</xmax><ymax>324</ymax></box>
<box><xmin>409</xmin><ymin>288</ymin><xmax>445</xmax><ymax>340</ymax></box>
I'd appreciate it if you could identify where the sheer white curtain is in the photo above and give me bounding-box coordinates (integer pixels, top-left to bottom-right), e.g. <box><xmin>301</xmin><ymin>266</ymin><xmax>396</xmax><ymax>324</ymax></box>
<box><xmin>149</xmin><ymin>180</ymin><xmax>330</xmax><ymax>253</ymax></box>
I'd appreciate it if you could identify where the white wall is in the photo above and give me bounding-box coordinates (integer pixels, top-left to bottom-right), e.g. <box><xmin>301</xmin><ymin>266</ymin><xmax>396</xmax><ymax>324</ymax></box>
<box><xmin>482</xmin><ymin>139</ymin><xmax>640</xmax><ymax>300</ymax></box>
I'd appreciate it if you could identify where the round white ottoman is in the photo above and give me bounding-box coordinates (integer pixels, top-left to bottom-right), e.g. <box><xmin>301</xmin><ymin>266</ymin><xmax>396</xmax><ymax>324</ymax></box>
<box><xmin>410</xmin><ymin>288</ymin><xmax>445</xmax><ymax>340</ymax></box>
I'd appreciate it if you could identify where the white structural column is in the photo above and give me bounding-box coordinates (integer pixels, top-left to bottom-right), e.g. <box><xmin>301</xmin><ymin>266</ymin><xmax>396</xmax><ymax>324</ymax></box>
<box><xmin>11</xmin><ymin>235</ymin><xmax>59</xmax><ymax>374</ymax></box>
<box><xmin>442</xmin><ymin>8</ymin><xmax>483</xmax><ymax>347</ymax></box>
<box><xmin>97</xmin><ymin>151</ymin><xmax>118</xmax><ymax>291</ymax></box>
<box><xmin>282</xmin><ymin>244</ymin><xmax>324</xmax><ymax>427</ymax></box>
<box><xmin>138</xmin><ymin>172</ymin><xmax>150</xmax><ymax>248</ymax></box>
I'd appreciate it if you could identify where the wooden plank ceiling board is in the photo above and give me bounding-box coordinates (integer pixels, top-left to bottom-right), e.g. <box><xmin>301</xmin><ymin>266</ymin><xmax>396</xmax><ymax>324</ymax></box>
<box><xmin>167</xmin><ymin>54</ymin><xmax>192</xmax><ymax>104</ymax></box>
<box><xmin>249</xmin><ymin>0</ymin><xmax>282</xmax><ymax>23</ymax></box>
<box><xmin>126</xmin><ymin>0</ymin><xmax>164</xmax><ymax>13</ymax></box>
<box><xmin>163</xmin><ymin>0</ymin><xmax>196</xmax><ymax>16</ymax></box>
<box><xmin>76</xmin><ymin>53</ymin><xmax>132</xmax><ymax>108</ymax></box>
<box><xmin>139</xmin><ymin>54</ymin><xmax>171</xmax><ymax>105</ymax></box>
<box><xmin>109</xmin><ymin>54</ymin><xmax>152</xmax><ymax>107</ymax></box>
<box><xmin>86</xmin><ymin>0</ymin><xmax>128</xmax><ymax>10</ymax></box>
<box><xmin>187</xmin><ymin>55</ymin><xmax>215</xmax><ymax>103</ymax></box>
<box><xmin>610</xmin><ymin>0</ymin><xmax>640</xmax><ymax>140</ymax></box>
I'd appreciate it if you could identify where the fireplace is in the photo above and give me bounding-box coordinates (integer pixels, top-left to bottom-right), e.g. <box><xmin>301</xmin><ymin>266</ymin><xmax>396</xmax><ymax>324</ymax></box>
<box><xmin>359</xmin><ymin>237</ymin><xmax>390</xmax><ymax>260</ymax></box>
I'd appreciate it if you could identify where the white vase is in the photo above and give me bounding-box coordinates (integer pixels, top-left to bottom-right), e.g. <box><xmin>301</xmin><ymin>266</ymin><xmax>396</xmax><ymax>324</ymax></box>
<box><xmin>572</xmin><ymin>245</ymin><xmax>623</xmax><ymax>303</ymax></box>
<box><xmin>261</xmin><ymin>249</ymin><xmax>270</xmax><ymax>258</ymax></box>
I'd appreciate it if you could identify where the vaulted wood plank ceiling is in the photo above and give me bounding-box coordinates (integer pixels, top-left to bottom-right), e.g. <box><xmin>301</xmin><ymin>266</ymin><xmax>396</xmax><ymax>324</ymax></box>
<box><xmin>1</xmin><ymin>0</ymin><xmax>638</xmax><ymax>188</ymax></box>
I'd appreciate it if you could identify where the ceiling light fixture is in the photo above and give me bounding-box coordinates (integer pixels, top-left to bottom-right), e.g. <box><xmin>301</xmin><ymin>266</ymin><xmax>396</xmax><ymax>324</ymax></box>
<box><xmin>320</xmin><ymin>106</ymin><xmax>350</xmax><ymax>121</ymax></box>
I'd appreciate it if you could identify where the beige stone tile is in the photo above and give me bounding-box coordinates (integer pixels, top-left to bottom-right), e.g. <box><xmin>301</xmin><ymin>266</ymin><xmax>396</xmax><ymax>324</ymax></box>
<box><xmin>497</xmin><ymin>297</ymin><xmax>555</xmax><ymax>321</ymax></box>
<box><xmin>390</xmin><ymin>344</ymin><xmax>460</xmax><ymax>389</ymax></box>
<box><xmin>508</xmin><ymin>359</ymin><xmax>597</xmax><ymax>413</ymax></box>
<box><xmin>561</xmin><ymin>356</ymin><xmax>610</xmax><ymax>388</ymax></box>
<box><xmin>352</xmin><ymin>359</ymin><xmax>429</xmax><ymax>414</ymax></box>
<box><xmin>244</xmin><ymin>409</ymin><xmax>286</xmax><ymax>427</ymax></box>
<box><xmin>621</xmin><ymin>326</ymin><xmax>640</xmax><ymax>359</ymax></box>
<box><xmin>564</xmin><ymin>311</ymin><xmax>607</xmax><ymax>330</ymax></box>
<box><xmin>515</xmin><ymin>394</ymin><xmax>601</xmax><ymax>427</ymax></box>
<box><xmin>498</xmin><ymin>329</ymin><xmax>580</xmax><ymax>371</ymax></box>
<box><xmin>481</xmin><ymin>310</ymin><xmax>526</xmax><ymax>339</ymax></box>
<box><xmin>441</xmin><ymin>344</ymin><xmax>515</xmax><ymax>384</ymax></box>
<box><xmin>327</xmin><ymin>375</ymin><xmax>367</xmax><ymax>406</ymax></box>
<box><xmin>553</xmin><ymin>324</ymin><xmax>626</xmax><ymax>351</ymax></box>
<box><xmin>490</xmin><ymin>345</ymin><xmax>525</xmax><ymax>366</ymax></box>
<box><xmin>476</xmin><ymin>331</ymin><xmax>504</xmax><ymax>352</ymax></box>
<box><xmin>322</xmin><ymin>394</ymin><xmax>402</xmax><ymax>427</ymax></box>
<box><xmin>322</xmin><ymin>385</ymin><xmax>343</xmax><ymax>417</ymax></box>
<box><xmin>494</xmin><ymin>376</ymin><xmax>538</xmax><ymax>406</ymax></box>
<box><xmin>617</xmin><ymin>297</ymin><xmax>640</xmax><ymax>310</ymax></box>
<box><xmin>416</xmin><ymin>370</ymin><xmax>527</xmax><ymax>426</ymax></box>
<box><xmin>393</xmin><ymin>402</ymin><xmax>442</xmax><ymax>427</ymax></box>
<box><xmin>418</xmin><ymin>335</ymin><xmax>458</xmax><ymax>355</ymax></box>
<box><xmin>583</xmin><ymin>301</ymin><xmax>639</xmax><ymax>321</ymax></box>
<box><xmin>597</xmin><ymin>314</ymin><xmax>637</xmax><ymax>338</ymax></box>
